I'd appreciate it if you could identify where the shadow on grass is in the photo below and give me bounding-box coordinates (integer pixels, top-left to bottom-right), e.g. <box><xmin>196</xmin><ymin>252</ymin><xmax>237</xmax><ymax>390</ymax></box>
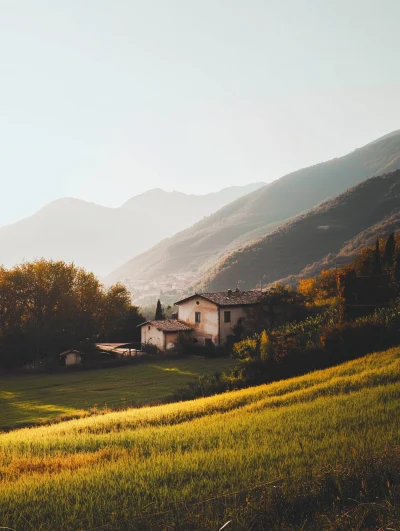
<box><xmin>0</xmin><ymin>398</ymin><xmax>85</xmax><ymax>431</ymax></box>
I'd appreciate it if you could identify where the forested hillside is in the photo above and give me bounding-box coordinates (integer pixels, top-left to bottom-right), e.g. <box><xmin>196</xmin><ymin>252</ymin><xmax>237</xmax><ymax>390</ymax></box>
<box><xmin>202</xmin><ymin>170</ymin><xmax>400</xmax><ymax>290</ymax></box>
<box><xmin>107</xmin><ymin>130</ymin><xmax>400</xmax><ymax>288</ymax></box>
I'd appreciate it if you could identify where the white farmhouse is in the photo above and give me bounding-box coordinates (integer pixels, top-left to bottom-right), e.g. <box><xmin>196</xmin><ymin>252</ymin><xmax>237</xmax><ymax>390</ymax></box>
<box><xmin>139</xmin><ymin>290</ymin><xmax>263</xmax><ymax>351</ymax></box>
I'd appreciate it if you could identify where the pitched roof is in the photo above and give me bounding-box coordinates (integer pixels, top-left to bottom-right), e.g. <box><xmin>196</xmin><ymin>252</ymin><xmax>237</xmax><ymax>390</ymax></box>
<box><xmin>60</xmin><ymin>349</ymin><xmax>82</xmax><ymax>357</ymax></box>
<box><xmin>95</xmin><ymin>343</ymin><xmax>138</xmax><ymax>351</ymax></box>
<box><xmin>138</xmin><ymin>319</ymin><xmax>194</xmax><ymax>332</ymax></box>
<box><xmin>174</xmin><ymin>290</ymin><xmax>264</xmax><ymax>307</ymax></box>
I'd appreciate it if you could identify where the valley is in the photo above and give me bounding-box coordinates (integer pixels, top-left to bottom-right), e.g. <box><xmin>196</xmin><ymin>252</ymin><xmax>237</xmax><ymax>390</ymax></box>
<box><xmin>0</xmin><ymin>184</ymin><xmax>263</xmax><ymax>277</ymax></box>
<box><xmin>2</xmin><ymin>5</ymin><xmax>400</xmax><ymax>530</ymax></box>
<box><xmin>106</xmin><ymin>131</ymin><xmax>400</xmax><ymax>300</ymax></box>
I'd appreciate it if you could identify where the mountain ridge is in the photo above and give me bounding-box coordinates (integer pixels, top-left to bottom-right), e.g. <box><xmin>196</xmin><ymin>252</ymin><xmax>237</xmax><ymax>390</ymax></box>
<box><xmin>0</xmin><ymin>183</ymin><xmax>264</xmax><ymax>275</ymax></box>
<box><xmin>106</xmin><ymin>130</ymin><xmax>400</xmax><ymax>289</ymax></box>
<box><xmin>202</xmin><ymin>170</ymin><xmax>400</xmax><ymax>291</ymax></box>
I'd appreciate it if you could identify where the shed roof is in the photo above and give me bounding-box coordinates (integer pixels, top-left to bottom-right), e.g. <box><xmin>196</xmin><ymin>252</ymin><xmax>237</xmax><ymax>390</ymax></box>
<box><xmin>60</xmin><ymin>349</ymin><xmax>82</xmax><ymax>357</ymax></box>
<box><xmin>138</xmin><ymin>319</ymin><xmax>193</xmax><ymax>332</ymax></box>
<box><xmin>174</xmin><ymin>290</ymin><xmax>264</xmax><ymax>307</ymax></box>
<box><xmin>95</xmin><ymin>343</ymin><xmax>138</xmax><ymax>352</ymax></box>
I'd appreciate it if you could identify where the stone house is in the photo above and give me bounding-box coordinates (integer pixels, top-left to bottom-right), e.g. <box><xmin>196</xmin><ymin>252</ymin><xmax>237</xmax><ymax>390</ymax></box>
<box><xmin>139</xmin><ymin>290</ymin><xmax>263</xmax><ymax>351</ymax></box>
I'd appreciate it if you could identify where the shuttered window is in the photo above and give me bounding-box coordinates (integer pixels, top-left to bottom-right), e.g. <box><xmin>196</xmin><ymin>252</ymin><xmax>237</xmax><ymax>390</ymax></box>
<box><xmin>224</xmin><ymin>311</ymin><xmax>231</xmax><ymax>323</ymax></box>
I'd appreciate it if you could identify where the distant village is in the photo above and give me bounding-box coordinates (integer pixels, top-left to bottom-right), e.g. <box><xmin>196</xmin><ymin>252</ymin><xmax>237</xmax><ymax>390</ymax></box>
<box><xmin>122</xmin><ymin>271</ymin><xmax>200</xmax><ymax>306</ymax></box>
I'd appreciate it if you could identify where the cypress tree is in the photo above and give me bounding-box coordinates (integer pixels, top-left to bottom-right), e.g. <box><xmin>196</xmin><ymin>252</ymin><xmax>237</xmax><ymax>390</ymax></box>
<box><xmin>155</xmin><ymin>299</ymin><xmax>164</xmax><ymax>320</ymax></box>
<box><xmin>372</xmin><ymin>239</ymin><xmax>382</xmax><ymax>275</ymax></box>
<box><xmin>395</xmin><ymin>248</ymin><xmax>400</xmax><ymax>282</ymax></box>
<box><xmin>382</xmin><ymin>232</ymin><xmax>396</xmax><ymax>269</ymax></box>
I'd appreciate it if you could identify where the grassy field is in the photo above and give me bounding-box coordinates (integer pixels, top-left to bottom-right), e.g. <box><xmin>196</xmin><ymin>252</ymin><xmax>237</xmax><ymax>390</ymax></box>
<box><xmin>0</xmin><ymin>357</ymin><xmax>234</xmax><ymax>430</ymax></box>
<box><xmin>0</xmin><ymin>348</ymin><xmax>399</xmax><ymax>530</ymax></box>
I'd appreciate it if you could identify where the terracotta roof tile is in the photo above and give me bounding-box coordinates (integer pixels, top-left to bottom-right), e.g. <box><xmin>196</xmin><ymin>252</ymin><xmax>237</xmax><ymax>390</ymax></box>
<box><xmin>140</xmin><ymin>319</ymin><xmax>194</xmax><ymax>332</ymax></box>
<box><xmin>175</xmin><ymin>290</ymin><xmax>264</xmax><ymax>307</ymax></box>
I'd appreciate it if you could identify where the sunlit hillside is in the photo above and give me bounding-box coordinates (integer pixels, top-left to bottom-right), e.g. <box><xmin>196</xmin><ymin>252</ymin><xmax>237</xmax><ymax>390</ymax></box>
<box><xmin>203</xmin><ymin>169</ymin><xmax>400</xmax><ymax>291</ymax></box>
<box><xmin>1</xmin><ymin>348</ymin><xmax>399</xmax><ymax>530</ymax></box>
<box><xmin>107</xmin><ymin>131</ymin><xmax>400</xmax><ymax>288</ymax></box>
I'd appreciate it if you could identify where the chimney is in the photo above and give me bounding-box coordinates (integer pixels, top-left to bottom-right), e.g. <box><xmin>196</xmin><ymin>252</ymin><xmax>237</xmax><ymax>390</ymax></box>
<box><xmin>227</xmin><ymin>289</ymin><xmax>232</xmax><ymax>296</ymax></box>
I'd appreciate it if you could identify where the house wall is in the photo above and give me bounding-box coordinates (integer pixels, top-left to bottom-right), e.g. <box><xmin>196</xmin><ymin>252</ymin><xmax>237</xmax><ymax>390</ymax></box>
<box><xmin>219</xmin><ymin>306</ymin><xmax>248</xmax><ymax>343</ymax></box>
<box><xmin>65</xmin><ymin>353</ymin><xmax>82</xmax><ymax>366</ymax></box>
<box><xmin>141</xmin><ymin>324</ymin><xmax>165</xmax><ymax>351</ymax></box>
<box><xmin>178</xmin><ymin>298</ymin><xmax>219</xmax><ymax>344</ymax></box>
<box><xmin>178</xmin><ymin>299</ymin><xmax>254</xmax><ymax>345</ymax></box>
<box><xmin>141</xmin><ymin>327</ymin><xmax>191</xmax><ymax>351</ymax></box>
<box><xmin>165</xmin><ymin>331</ymin><xmax>179</xmax><ymax>350</ymax></box>
<box><xmin>164</xmin><ymin>331</ymin><xmax>192</xmax><ymax>350</ymax></box>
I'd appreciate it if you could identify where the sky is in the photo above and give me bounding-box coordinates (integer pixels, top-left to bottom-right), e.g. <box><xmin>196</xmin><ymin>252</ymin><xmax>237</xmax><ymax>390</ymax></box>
<box><xmin>0</xmin><ymin>0</ymin><xmax>400</xmax><ymax>225</ymax></box>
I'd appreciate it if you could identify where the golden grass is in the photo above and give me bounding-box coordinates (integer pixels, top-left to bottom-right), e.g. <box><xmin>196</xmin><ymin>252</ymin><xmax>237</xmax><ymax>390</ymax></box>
<box><xmin>0</xmin><ymin>348</ymin><xmax>399</xmax><ymax>530</ymax></box>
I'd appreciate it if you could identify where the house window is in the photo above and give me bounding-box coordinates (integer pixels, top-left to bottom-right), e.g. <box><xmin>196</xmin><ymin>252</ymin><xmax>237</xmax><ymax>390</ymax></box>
<box><xmin>195</xmin><ymin>311</ymin><xmax>201</xmax><ymax>323</ymax></box>
<box><xmin>224</xmin><ymin>311</ymin><xmax>231</xmax><ymax>323</ymax></box>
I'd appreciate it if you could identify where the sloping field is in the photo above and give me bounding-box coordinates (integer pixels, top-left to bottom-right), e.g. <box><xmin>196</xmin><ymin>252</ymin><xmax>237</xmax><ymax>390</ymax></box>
<box><xmin>0</xmin><ymin>349</ymin><xmax>399</xmax><ymax>530</ymax></box>
<box><xmin>0</xmin><ymin>357</ymin><xmax>234</xmax><ymax>430</ymax></box>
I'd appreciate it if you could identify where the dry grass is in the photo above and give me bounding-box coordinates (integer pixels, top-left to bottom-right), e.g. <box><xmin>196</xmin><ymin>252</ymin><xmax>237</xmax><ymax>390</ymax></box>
<box><xmin>0</xmin><ymin>348</ymin><xmax>399</xmax><ymax>530</ymax></box>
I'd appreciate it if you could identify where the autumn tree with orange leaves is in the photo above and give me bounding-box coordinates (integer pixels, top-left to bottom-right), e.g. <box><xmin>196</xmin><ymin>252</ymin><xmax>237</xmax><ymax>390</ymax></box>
<box><xmin>0</xmin><ymin>259</ymin><xmax>143</xmax><ymax>367</ymax></box>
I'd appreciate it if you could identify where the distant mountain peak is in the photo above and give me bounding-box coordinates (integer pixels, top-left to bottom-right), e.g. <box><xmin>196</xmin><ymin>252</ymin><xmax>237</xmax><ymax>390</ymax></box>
<box><xmin>105</xmin><ymin>130</ymin><xmax>400</xmax><ymax>292</ymax></box>
<box><xmin>0</xmin><ymin>183</ymin><xmax>264</xmax><ymax>276</ymax></box>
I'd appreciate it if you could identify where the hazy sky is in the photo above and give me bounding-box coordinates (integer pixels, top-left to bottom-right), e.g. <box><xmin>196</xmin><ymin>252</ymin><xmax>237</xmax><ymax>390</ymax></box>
<box><xmin>1</xmin><ymin>0</ymin><xmax>400</xmax><ymax>225</ymax></box>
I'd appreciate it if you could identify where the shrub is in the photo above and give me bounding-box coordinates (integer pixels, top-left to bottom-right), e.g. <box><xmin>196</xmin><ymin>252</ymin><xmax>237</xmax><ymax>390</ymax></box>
<box><xmin>141</xmin><ymin>343</ymin><xmax>161</xmax><ymax>355</ymax></box>
<box><xmin>259</xmin><ymin>330</ymin><xmax>274</xmax><ymax>361</ymax></box>
<box><xmin>232</xmin><ymin>336</ymin><xmax>260</xmax><ymax>360</ymax></box>
<box><xmin>230</xmin><ymin>300</ymin><xmax>400</xmax><ymax>387</ymax></box>
<box><xmin>321</xmin><ymin>321</ymin><xmax>390</xmax><ymax>362</ymax></box>
<box><xmin>169</xmin><ymin>373</ymin><xmax>232</xmax><ymax>401</ymax></box>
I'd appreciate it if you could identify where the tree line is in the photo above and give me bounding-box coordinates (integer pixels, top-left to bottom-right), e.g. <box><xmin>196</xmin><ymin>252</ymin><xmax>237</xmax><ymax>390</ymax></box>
<box><xmin>0</xmin><ymin>259</ymin><xmax>144</xmax><ymax>368</ymax></box>
<box><xmin>231</xmin><ymin>232</ymin><xmax>400</xmax><ymax>383</ymax></box>
<box><xmin>173</xmin><ymin>233</ymin><xmax>400</xmax><ymax>400</ymax></box>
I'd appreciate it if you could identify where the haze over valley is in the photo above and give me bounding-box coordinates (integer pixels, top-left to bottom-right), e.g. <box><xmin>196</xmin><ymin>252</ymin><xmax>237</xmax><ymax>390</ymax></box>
<box><xmin>106</xmin><ymin>130</ymin><xmax>400</xmax><ymax>302</ymax></box>
<box><xmin>0</xmin><ymin>183</ymin><xmax>263</xmax><ymax>276</ymax></box>
<box><xmin>2</xmin><ymin>3</ymin><xmax>400</xmax><ymax>530</ymax></box>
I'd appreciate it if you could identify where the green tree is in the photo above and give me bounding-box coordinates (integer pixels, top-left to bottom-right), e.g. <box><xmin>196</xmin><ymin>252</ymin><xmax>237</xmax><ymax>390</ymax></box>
<box><xmin>155</xmin><ymin>299</ymin><xmax>164</xmax><ymax>320</ymax></box>
<box><xmin>0</xmin><ymin>259</ymin><xmax>144</xmax><ymax>368</ymax></box>
<box><xmin>259</xmin><ymin>330</ymin><xmax>273</xmax><ymax>361</ymax></box>
<box><xmin>244</xmin><ymin>285</ymin><xmax>307</xmax><ymax>335</ymax></box>
<box><xmin>99</xmin><ymin>283</ymin><xmax>143</xmax><ymax>342</ymax></box>
<box><xmin>372</xmin><ymin>239</ymin><xmax>382</xmax><ymax>275</ymax></box>
<box><xmin>382</xmin><ymin>232</ymin><xmax>396</xmax><ymax>270</ymax></box>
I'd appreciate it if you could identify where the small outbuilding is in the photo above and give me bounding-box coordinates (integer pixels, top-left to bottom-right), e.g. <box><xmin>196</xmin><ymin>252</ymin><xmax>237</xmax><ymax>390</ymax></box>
<box><xmin>95</xmin><ymin>343</ymin><xmax>143</xmax><ymax>357</ymax></box>
<box><xmin>138</xmin><ymin>319</ymin><xmax>193</xmax><ymax>352</ymax></box>
<box><xmin>60</xmin><ymin>349</ymin><xmax>83</xmax><ymax>366</ymax></box>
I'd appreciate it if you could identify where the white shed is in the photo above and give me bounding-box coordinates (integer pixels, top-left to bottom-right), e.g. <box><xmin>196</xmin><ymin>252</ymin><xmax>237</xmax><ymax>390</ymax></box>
<box><xmin>60</xmin><ymin>349</ymin><xmax>83</xmax><ymax>366</ymax></box>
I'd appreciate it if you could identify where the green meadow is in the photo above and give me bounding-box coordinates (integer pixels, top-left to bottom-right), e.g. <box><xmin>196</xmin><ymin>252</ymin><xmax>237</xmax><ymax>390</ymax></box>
<box><xmin>0</xmin><ymin>348</ymin><xmax>399</xmax><ymax>530</ymax></box>
<box><xmin>0</xmin><ymin>357</ymin><xmax>234</xmax><ymax>430</ymax></box>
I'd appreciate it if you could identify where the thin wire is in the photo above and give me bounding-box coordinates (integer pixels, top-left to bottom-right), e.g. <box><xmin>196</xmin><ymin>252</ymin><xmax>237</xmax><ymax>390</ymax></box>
<box><xmin>85</xmin><ymin>477</ymin><xmax>284</xmax><ymax>530</ymax></box>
